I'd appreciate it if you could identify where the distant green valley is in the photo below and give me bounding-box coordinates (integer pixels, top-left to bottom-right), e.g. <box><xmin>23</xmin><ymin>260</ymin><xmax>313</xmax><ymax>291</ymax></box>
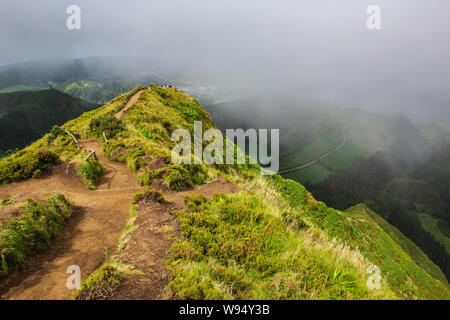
<box><xmin>206</xmin><ymin>95</ymin><xmax>450</xmax><ymax>282</ymax></box>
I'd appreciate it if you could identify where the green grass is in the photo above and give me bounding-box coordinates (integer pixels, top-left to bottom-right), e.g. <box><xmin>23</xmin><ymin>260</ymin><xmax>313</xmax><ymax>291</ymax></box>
<box><xmin>419</xmin><ymin>213</ymin><xmax>450</xmax><ymax>254</ymax></box>
<box><xmin>320</xmin><ymin>141</ymin><xmax>371</xmax><ymax>171</ymax></box>
<box><xmin>283</xmin><ymin>163</ymin><xmax>332</xmax><ymax>184</ymax></box>
<box><xmin>280</xmin><ymin>136</ymin><xmax>337</xmax><ymax>170</ymax></box>
<box><xmin>354</xmin><ymin>204</ymin><xmax>448</xmax><ymax>284</ymax></box>
<box><xmin>0</xmin><ymin>124</ymin><xmax>84</xmax><ymax>185</ymax></box>
<box><xmin>168</xmin><ymin>190</ymin><xmax>395</xmax><ymax>299</ymax></box>
<box><xmin>2</xmin><ymin>85</ymin><xmax>448</xmax><ymax>300</ymax></box>
<box><xmin>0</xmin><ymin>148</ymin><xmax>59</xmax><ymax>185</ymax></box>
<box><xmin>0</xmin><ymin>193</ymin><xmax>73</xmax><ymax>276</ymax></box>
<box><xmin>76</xmin><ymin>157</ymin><xmax>103</xmax><ymax>190</ymax></box>
<box><xmin>72</xmin><ymin>264</ymin><xmax>122</xmax><ymax>300</ymax></box>
<box><xmin>265</xmin><ymin>176</ymin><xmax>449</xmax><ymax>299</ymax></box>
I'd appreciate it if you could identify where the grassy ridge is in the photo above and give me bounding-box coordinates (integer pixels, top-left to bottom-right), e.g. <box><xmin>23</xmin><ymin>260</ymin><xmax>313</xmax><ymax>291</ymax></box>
<box><xmin>349</xmin><ymin>204</ymin><xmax>448</xmax><ymax>284</ymax></box>
<box><xmin>270</xmin><ymin>176</ymin><xmax>449</xmax><ymax>298</ymax></box>
<box><xmin>419</xmin><ymin>213</ymin><xmax>450</xmax><ymax>254</ymax></box>
<box><xmin>167</xmin><ymin>173</ymin><xmax>449</xmax><ymax>299</ymax></box>
<box><xmin>2</xmin><ymin>86</ymin><xmax>448</xmax><ymax>299</ymax></box>
<box><xmin>168</xmin><ymin>190</ymin><xmax>392</xmax><ymax>299</ymax></box>
<box><xmin>62</xmin><ymin>85</ymin><xmax>221</xmax><ymax>192</ymax></box>
<box><xmin>71</xmin><ymin>86</ymin><xmax>448</xmax><ymax>300</ymax></box>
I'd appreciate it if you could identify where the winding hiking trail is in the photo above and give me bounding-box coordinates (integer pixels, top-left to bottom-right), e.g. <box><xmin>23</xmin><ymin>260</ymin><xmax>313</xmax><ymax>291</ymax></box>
<box><xmin>0</xmin><ymin>89</ymin><xmax>236</xmax><ymax>300</ymax></box>
<box><xmin>278</xmin><ymin>128</ymin><xmax>346</xmax><ymax>174</ymax></box>
<box><xmin>115</xmin><ymin>90</ymin><xmax>144</xmax><ymax>120</ymax></box>
<box><xmin>0</xmin><ymin>140</ymin><xmax>142</xmax><ymax>300</ymax></box>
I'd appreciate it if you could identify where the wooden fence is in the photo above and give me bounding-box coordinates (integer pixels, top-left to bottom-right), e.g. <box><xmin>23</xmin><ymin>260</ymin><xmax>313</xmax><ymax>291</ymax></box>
<box><xmin>65</xmin><ymin>130</ymin><xmax>97</xmax><ymax>160</ymax></box>
<box><xmin>70</xmin><ymin>130</ymin><xmax>96</xmax><ymax>140</ymax></box>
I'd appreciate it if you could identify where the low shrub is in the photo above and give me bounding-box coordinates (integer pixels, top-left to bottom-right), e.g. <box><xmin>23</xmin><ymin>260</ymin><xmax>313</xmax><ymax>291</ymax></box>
<box><xmin>46</xmin><ymin>125</ymin><xmax>65</xmax><ymax>144</ymax></box>
<box><xmin>0</xmin><ymin>148</ymin><xmax>58</xmax><ymax>185</ymax></box>
<box><xmin>73</xmin><ymin>264</ymin><xmax>122</xmax><ymax>300</ymax></box>
<box><xmin>164</xmin><ymin>166</ymin><xmax>193</xmax><ymax>191</ymax></box>
<box><xmin>240</xmin><ymin>170</ymin><xmax>257</xmax><ymax>181</ymax></box>
<box><xmin>137</xmin><ymin>164</ymin><xmax>208</xmax><ymax>192</ymax></box>
<box><xmin>132</xmin><ymin>188</ymin><xmax>167</xmax><ymax>205</ymax></box>
<box><xmin>103</xmin><ymin>141</ymin><xmax>128</xmax><ymax>162</ymax></box>
<box><xmin>76</xmin><ymin>157</ymin><xmax>102</xmax><ymax>190</ymax></box>
<box><xmin>126</xmin><ymin>148</ymin><xmax>148</xmax><ymax>173</ymax></box>
<box><xmin>32</xmin><ymin>169</ymin><xmax>42</xmax><ymax>178</ymax></box>
<box><xmin>89</xmin><ymin>115</ymin><xmax>123</xmax><ymax>139</ymax></box>
<box><xmin>0</xmin><ymin>193</ymin><xmax>73</xmax><ymax>276</ymax></box>
<box><xmin>184</xmin><ymin>194</ymin><xmax>208</xmax><ymax>211</ymax></box>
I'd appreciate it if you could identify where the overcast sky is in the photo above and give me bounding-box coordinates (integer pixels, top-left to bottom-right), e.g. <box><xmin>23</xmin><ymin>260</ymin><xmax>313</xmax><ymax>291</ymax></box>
<box><xmin>1</xmin><ymin>0</ymin><xmax>449</xmax><ymax>119</ymax></box>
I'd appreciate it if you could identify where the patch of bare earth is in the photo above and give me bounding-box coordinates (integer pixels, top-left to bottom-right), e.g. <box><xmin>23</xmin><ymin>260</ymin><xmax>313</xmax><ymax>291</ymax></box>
<box><xmin>0</xmin><ymin>140</ymin><xmax>142</xmax><ymax>300</ymax></box>
<box><xmin>0</xmin><ymin>130</ymin><xmax>235</xmax><ymax>300</ymax></box>
<box><xmin>105</xmin><ymin>178</ymin><xmax>236</xmax><ymax>300</ymax></box>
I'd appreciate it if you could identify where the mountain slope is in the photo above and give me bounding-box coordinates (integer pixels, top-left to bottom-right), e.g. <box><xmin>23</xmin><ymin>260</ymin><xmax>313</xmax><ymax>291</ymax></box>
<box><xmin>206</xmin><ymin>94</ymin><xmax>450</xmax><ymax>283</ymax></box>
<box><xmin>0</xmin><ymin>89</ymin><xmax>98</xmax><ymax>153</ymax></box>
<box><xmin>309</xmin><ymin>139</ymin><xmax>450</xmax><ymax>281</ymax></box>
<box><xmin>0</xmin><ymin>87</ymin><xmax>448</xmax><ymax>300</ymax></box>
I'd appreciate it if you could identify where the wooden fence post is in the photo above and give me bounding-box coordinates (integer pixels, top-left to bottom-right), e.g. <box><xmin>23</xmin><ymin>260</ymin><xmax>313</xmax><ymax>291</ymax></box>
<box><xmin>102</xmin><ymin>132</ymin><xmax>108</xmax><ymax>145</ymax></box>
<box><xmin>65</xmin><ymin>130</ymin><xmax>80</xmax><ymax>148</ymax></box>
<box><xmin>84</xmin><ymin>150</ymin><xmax>95</xmax><ymax>161</ymax></box>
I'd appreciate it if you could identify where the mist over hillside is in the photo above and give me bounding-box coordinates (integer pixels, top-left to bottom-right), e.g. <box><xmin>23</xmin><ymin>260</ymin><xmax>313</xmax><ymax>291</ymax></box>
<box><xmin>1</xmin><ymin>0</ymin><xmax>450</xmax><ymax>123</ymax></box>
<box><xmin>0</xmin><ymin>0</ymin><xmax>449</xmax><ymax>303</ymax></box>
<box><xmin>0</xmin><ymin>86</ymin><xmax>448</xmax><ymax>301</ymax></box>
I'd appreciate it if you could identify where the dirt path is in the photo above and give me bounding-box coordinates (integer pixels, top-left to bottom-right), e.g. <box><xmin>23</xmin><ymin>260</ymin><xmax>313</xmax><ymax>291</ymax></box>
<box><xmin>115</xmin><ymin>90</ymin><xmax>144</xmax><ymax>120</ymax></box>
<box><xmin>0</xmin><ymin>140</ymin><xmax>142</xmax><ymax>300</ymax></box>
<box><xmin>105</xmin><ymin>179</ymin><xmax>236</xmax><ymax>300</ymax></box>
<box><xmin>0</xmin><ymin>135</ymin><xmax>235</xmax><ymax>300</ymax></box>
